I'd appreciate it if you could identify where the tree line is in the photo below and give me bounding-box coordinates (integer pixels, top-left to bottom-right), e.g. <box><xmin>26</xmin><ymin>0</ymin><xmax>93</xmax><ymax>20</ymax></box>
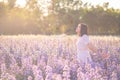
<box><xmin>0</xmin><ymin>0</ymin><xmax>120</xmax><ymax>35</ymax></box>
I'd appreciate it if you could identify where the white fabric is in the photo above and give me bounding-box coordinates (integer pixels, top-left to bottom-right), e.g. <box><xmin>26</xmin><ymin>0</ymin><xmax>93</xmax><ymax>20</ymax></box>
<box><xmin>76</xmin><ymin>35</ymin><xmax>92</xmax><ymax>63</ymax></box>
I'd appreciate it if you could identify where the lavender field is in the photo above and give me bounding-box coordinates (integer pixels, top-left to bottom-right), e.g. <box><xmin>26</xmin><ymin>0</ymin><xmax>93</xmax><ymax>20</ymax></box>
<box><xmin>0</xmin><ymin>35</ymin><xmax>120</xmax><ymax>80</ymax></box>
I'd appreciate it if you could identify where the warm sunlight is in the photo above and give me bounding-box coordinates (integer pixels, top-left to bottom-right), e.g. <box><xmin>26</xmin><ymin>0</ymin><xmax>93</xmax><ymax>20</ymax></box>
<box><xmin>15</xmin><ymin>0</ymin><xmax>120</xmax><ymax>9</ymax></box>
<box><xmin>0</xmin><ymin>0</ymin><xmax>120</xmax><ymax>79</ymax></box>
<box><xmin>0</xmin><ymin>0</ymin><xmax>119</xmax><ymax>9</ymax></box>
<box><xmin>16</xmin><ymin>0</ymin><xmax>26</xmax><ymax>7</ymax></box>
<box><xmin>82</xmin><ymin>0</ymin><xmax>120</xmax><ymax>9</ymax></box>
<box><xmin>15</xmin><ymin>0</ymin><xmax>51</xmax><ymax>8</ymax></box>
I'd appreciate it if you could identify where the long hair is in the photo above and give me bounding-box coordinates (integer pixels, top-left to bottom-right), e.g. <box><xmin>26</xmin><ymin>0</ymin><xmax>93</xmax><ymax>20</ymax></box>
<box><xmin>78</xmin><ymin>23</ymin><xmax>88</xmax><ymax>36</ymax></box>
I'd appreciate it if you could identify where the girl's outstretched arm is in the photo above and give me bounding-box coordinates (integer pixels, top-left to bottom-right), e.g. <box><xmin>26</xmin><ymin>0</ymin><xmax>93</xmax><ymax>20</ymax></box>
<box><xmin>87</xmin><ymin>42</ymin><xmax>97</xmax><ymax>54</ymax></box>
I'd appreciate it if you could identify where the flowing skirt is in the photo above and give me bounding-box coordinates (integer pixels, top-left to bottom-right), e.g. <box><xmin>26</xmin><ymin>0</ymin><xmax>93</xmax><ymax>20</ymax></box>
<box><xmin>77</xmin><ymin>50</ymin><xmax>92</xmax><ymax>64</ymax></box>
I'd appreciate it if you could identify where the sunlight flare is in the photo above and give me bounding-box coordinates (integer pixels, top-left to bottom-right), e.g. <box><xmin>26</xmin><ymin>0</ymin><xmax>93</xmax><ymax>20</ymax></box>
<box><xmin>16</xmin><ymin>0</ymin><xmax>26</xmax><ymax>7</ymax></box>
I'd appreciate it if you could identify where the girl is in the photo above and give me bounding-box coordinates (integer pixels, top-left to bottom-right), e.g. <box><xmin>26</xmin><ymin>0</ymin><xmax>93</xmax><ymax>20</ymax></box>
<box><xmin>76</xmin><ymin>23</ymin><xmax>97</xmax><ymax>64</ymax></box>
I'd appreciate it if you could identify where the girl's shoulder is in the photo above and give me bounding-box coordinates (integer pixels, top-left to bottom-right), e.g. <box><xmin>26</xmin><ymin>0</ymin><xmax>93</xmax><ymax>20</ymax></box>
<box><xmin>81</xmin><ymin>34</ymin><xmax>89</xmax><ymax>44</ymax></box>
<box><xmin>82</xmin><ymin>34</ymin><xmax>89</xmax><ymax>40</ymax></box>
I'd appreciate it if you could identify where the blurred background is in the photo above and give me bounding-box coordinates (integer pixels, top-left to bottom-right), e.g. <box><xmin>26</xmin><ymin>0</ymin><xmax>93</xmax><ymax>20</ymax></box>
<box><xmin>0</xmin><ymin>0</ymin><xmax>120</xmax><ymax>35</ymax></box>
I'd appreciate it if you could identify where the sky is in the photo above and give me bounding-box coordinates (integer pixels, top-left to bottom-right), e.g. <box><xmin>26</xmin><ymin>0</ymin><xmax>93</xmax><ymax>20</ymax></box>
<box><xmin>82</xmin><ymin>0</ymin><xmax>120</xmax><ymax>9</ymax></box>
<box><xmin>0</xmin><ymin>0</ymin><xmax>120</xmax><ymax>9</ymax></box>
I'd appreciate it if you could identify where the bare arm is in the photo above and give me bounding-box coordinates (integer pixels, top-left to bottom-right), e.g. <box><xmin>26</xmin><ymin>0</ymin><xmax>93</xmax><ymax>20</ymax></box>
<box><xmin>87</xmin><ymin>42</ymin><xmax>97</xmax><ymax>53</ymax></box>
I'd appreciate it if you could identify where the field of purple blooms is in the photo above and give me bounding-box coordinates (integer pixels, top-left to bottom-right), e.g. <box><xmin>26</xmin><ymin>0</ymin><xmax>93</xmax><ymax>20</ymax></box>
<box><xmin>0</xmin><ymin>35</ymin><xmax>120</xmax><ymax>80</ymax></box>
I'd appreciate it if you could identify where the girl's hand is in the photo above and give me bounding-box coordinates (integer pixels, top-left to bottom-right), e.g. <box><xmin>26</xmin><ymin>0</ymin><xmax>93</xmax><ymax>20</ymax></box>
<box><xmin>102</xmin><ymin>53</ymin><xmax>110</xmax><ymax>59</ymax></box>
<box><xmin>87</xmin><ymin>42</ymin><xmax>97</xmax><ymax>53</ymax></box>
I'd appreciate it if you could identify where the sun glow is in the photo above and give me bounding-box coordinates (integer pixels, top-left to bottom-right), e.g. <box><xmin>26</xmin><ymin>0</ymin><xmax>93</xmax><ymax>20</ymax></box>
<box><xmin>16</xmin><ymin>0</ymin><xmax>26</xmax><ymax>7</ymax></box>
<box><xmin>0</xmin><ymin>0</ymin><xmax>119</xmax><ymax>9</ymax></box>
<box><xmin>82</xmin><ymin>0</ymin><xmax>120</xmax><ymax>9</ymax></box>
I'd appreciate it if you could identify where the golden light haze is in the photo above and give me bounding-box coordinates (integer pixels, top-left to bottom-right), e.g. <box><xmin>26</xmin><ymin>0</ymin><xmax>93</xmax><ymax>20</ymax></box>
<box><xmin>0</xmin><ymin>0</ymin><xmax>119</xmax><ymax>9</ymax></box>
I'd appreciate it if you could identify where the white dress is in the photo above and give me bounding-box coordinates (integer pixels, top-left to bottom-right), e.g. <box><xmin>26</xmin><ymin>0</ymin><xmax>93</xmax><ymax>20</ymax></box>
<box><xmin>76</xmin><ymin>35</ymin><xmax>92</xmax><ymax>64</ymax></box>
